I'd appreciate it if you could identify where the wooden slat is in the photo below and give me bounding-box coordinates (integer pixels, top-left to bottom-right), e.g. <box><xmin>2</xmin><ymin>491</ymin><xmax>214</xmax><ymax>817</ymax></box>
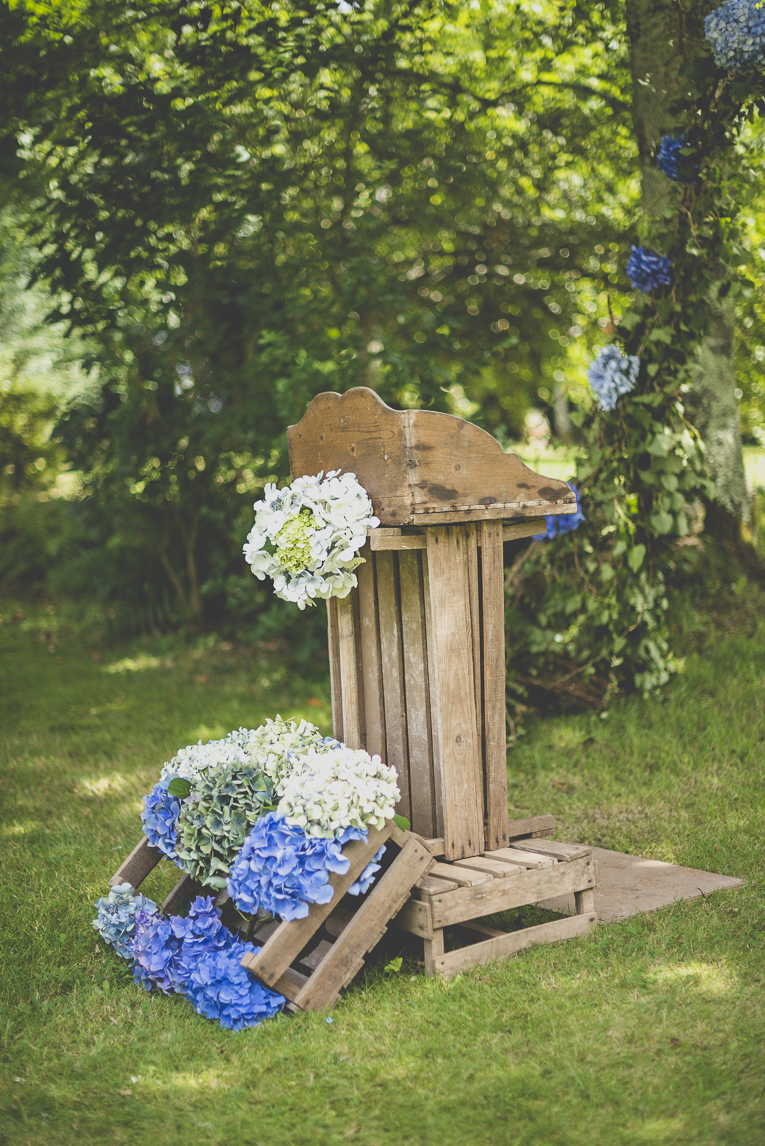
<box><xmin>575</xmin><ymin>887</ymin><xmax>596</xmax><ymax>915</ymax></box>
<box><xmin>162</xmin><ymin>873</ymin><xmax>210</xmax><ymax>915</ymax></box>
<box><xmin>376</xmin><ymin>550</ymin><xmax>410</xmax><ymax>820</ymax></box>
<box><xmin>502</xmin><ymin>519</ymin><xmax>546</xmax><ymax>541</ymax></box>
<box><xmin>506</xmin><ymin>814</ymin><xmax>555</xmax><ymax>840</ymax></box>
<box><xmin>490</xmin><ymin>846</ymin><xmax>555</xmax><ymax>870</ymax></box>
<box><xmin>465</xmin><ymin>523</ymin><xmax>484</xmax><ymax>808</ymax></box>
<box><xmin>415</xmin><ymin>874</ymin><xmax>460</xmax><ymax>895</ymax></box>
<box><xmin>241</xmin><ymin>822</ymin><xmax>392</xmax><ymax>987</ymax></box>
<box><xmin>425</xmin><ymin>525</ymin><xmax>484</xmax><ymax>860</ymax></box>
<box><xmin>431</xmin><ymin>912</ymin><xmax>597</xmax><ymax>981</ymax></box>
<box><xmin>323</xmin><ymin>906</ymin><xmax>356</xmax><ymax>939</ymax></box>
<box><xmin>298</xmin><ymin>938</ymin><xmax>335</xmax><ymax>973</ymax></box>
<box><xmin>336</xmin><ymin>592</ymin><xmax>363</xmax><ymax>750</ymax></box>
<box><xmin>399</xmin><ymin>550</ymin><xmax>436</xmax><ymax>838</ymax></box>
<box><xmin>269</xmin><ymin>965</ymin><xmax>309</xmax><ymax>1002</ymax></box>
<box><xmin>327</xmin><ymin>598</ymin><xmax>344</xmax><ymax>743</ymax></box>
<box><xmin>520</xmin><ymin>839</ymin><xmax>592</xmax><ymax>863</ymax></box>
<box><xmin>429</xmin><ymin>861</ymin><xmax>490</xmax><ymax>887</ymax></box>
<box><xmin>481</xmin><ymin>520</ymin><xmax>509</xmax><ymax>851</ymax></box>
<box><xmin>370</xmin><ymin>533</ymin><xmax>427</xmax><ymax>550</ymax></box>
<box><xmin>293</xmin><ymin>835</ymin><xmax>434</xmax><ymax>1011</ymax></box>
<box><xmin>109</xmin><ymin>836</ymin><xmax>163</xmax><ymax>890</ymax></box>
<box><xmin>422</xmin><ymin>837</ymin><xmax>445</xmax><ymax>856</ymax></box>
<box><xmin>357</xmin><ymin>548</ymin><xmax>386</xmax><ymax>761</ymax></box>
<box><xmin>428</xmin><ymin>854</ymin><xmax>597</xmax><ymax>929</ymax></box>
<box><xmin>421</xmin><ymin>556</ymin><xmax>445</xmax><ymax>838</ymax></box>
<box><xmin>454</xmin><ymin>920</ymin><xmax>505</xmax><ymax>940</ymax></box>
<box><xmin>453</xmin><ymin>856</ymin><xmax>520</xmax><ymax>879</ymax></box>
<box><xmin>393</xmin><ymin>897</ymin><xmax>434</xmax><ymax>939</ymax></box>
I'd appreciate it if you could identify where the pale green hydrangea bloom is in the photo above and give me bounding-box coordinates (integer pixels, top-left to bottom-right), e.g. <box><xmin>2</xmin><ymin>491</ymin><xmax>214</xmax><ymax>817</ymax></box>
<box><xmin>277</xmin><ymin>746</ymin><xmax>399</xmax><ymax>838</ymax></box>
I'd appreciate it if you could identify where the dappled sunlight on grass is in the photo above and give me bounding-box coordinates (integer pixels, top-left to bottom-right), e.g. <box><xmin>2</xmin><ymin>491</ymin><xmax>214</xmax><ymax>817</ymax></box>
<box><xmin>632</xmin><ymin>1117</ymin><xmax>687</xmax><ymax>1141</ymax></box>
<box><xmin>647</xmin><ymin>960</ymin><xmax>737</xmax><ymax>996</ymax></box>
<box><xmin>77</xmin><ymin>773</ymin><xmax>131</xmax><ymax>798</ymax></box>
<box><xmin>1</xmin><ymin>820</ymin><xmax>39</xmax><ymax>837</ymax></box>
<box><xmin>105</xmin><ymin>654</ymin><xmax>168</xmax><ymax>674</ymax></box>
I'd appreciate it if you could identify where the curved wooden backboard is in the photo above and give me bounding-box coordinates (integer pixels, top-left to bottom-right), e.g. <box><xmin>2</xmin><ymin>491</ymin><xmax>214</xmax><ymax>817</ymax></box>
<box><xmin>288</xmin><ymin>387</ymin><xmax>576</xmax><ymax>526</ymax></box>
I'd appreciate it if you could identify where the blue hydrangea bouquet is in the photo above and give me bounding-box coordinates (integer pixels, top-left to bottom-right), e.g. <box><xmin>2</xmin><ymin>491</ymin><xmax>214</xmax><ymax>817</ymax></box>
<box><xmin>93</xmin><ymin>717</ymin><xmax>399</xmax><ymax>1030</ymax></box>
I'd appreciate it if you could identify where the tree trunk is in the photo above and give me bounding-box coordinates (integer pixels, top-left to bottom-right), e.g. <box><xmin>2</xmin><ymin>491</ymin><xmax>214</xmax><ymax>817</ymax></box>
<box><xmin>624</xmin><ymin>0</ymin><xmax>751</xmax><ymax>526</ymax></box>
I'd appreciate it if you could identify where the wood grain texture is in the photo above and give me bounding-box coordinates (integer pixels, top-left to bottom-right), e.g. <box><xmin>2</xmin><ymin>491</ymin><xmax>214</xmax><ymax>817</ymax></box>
<box><xmin>490</xmin><ymin>846</ymin><xmax>555</xmax><ymax>870</ymax></box>
<box><xmin>421</xmin><ymin>556</ymin><xmax>444</xmax><ymax>838</ymax></box>
<box><xmin>240</xmin><ymin>823</ymin><xmax>392</xmax><ymax>987</ymax></box>
<box><xmin>502</xmin><ymin>519</ymin><xmax>547</xmax><ymax>541</ymax></box>
<box><xmin>109</xmin><ymin>836</ymin><xmax>163</xmax><ymax>890</ymax></box>
<box><xmin>465</xmin><ymin>524</ymin><xmax>484</xmax><ymax>800</ymax></box>
<box><xmin>336</xmin><ymin>592</ymin><xmax>363</xmax><ymax>750</ymax></box>
<box><xmin>367</xmin><ymin>520</ymin><xmax>546</xmax><ymax>548</ymax></box>
<box><xmin>507</xmin><ymin>814</ymin><xmax>555</xmax><ymax>840</ymax></box>
<box><xmin>480</xmin><ymin>520</ymin><xmax>509</xmax><ymax>851</ymax></box>
<box><xmin>431</xmin><ymin>912</ymin><xmax>597</xmax><ymax>980</ymax></box>
<box><xmin>326</xmin><ymin>598</ymin><xmax>344</xmax><ymax>743</ymax></box>
<box><xmin>356</xmin><ymin>549</ymin><xmax>386</xmax><ymax>761</ymax></box>
<box><xmin>287</xmin><ymin>388</ymin><xmax>576</xmax><ymax>526</ymax></box>
<box><xmin>453</xmin><ymin>855</ymin><xmax>520</xmax><ymax>879</ymax></box>
<box><xmin>425</xmin><ymin>526</ymin><xmax>484</xmax><ymax>860</ymax></box>
<box><xmin>393</xmin><ymin>897</ymin><xmax>434</xmax><ymax>939</ymax></box>
<box><xmin>428</xmin><ymin>855</ymin><xmax>597</xmax><ymax>929</ymax></box>
<box><xmin>370</xmin><ymin>533</ymin><xmax>427</xmax><ymax>550</ymax></box>
<box><xmin>520</xmin><ymin>839</ymin><xmax>592</xmax><ymax>863</ymax></box>
<box><xmin>398</xmin><ymin>550</ymin><xmax>436</xmax><ymax>838</ymax></box>
<box><xmin>375</xmin><ymin>550</ymin><xmax>410</xmax><ymax>820</ymax></box>
<box><xmin>429</xmin><ymin>861</ymin><xmax>490</xmax><ymax>887</ymax></box>
<box><xmin>575</xmin><ymin>887</ymin><xmax>596</xmax><ymax>915</ymax></box>
<box><xmin>292</xmin><ymin>835</ymin><xmax>434</xmax><ymax>1011</ymax></box>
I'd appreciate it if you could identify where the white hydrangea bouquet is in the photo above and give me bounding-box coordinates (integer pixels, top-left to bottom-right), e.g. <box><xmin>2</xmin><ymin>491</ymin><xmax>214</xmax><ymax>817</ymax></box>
<box><xmin>243</xmin><ymin>470</ymin><xmax>379</xmax><ymax>609</ymax></box>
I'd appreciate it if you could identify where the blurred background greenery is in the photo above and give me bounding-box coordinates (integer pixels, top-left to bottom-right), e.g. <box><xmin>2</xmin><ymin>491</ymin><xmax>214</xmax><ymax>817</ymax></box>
<box><xmin>1</xmin><ymin>0</ymin><xmax>764</xmax><ymax>676</ymax></box>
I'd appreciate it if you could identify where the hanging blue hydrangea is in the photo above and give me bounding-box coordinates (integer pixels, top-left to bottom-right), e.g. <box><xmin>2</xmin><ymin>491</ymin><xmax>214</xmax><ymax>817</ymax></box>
<box><xmin>656</xmin><ymin>134</ymin><xmax>698</xmax><ymax>183</ymax></box>
<box><xmin>705</xmin><ymin>0</ymin><xmax>765</xmax><ymax>71</ymax></box>
<box><xmin>227</xmin><ymin>812</ymin><xmax>369</xmax><ymax>921</ymax></box>
<box><xmin>141</xmin><ymin>777</ymin><xmax>183</xmax><ymax>861</ymax></box>
<box><xmin>534</xmin><ymin>483</ymin><xmax>585</xmax><ymax>541</ymax></box>
<box><xmin>587</xmin><ymin>344</ymin><xmax>640</xmax><ymax>412</ymax></box>
<box><xmin>348</xmin><ymin>846</ymin><xmax>386</xmax><ymax>896</ymax></box>
<box><xmin>184</xmin><ymin>943</ymin><xmax>285</xmax><ymax>1031</ymax></box>
<box><xmin>170</xmin><ymin>897</ymin><xmax>237</xmax><ymax>988</ymax></box>
<box><xmin>92</xmin><ymin>883</ymin><xmax>158</xmax><ymax>960</ymax></box>
<box><xmin>627</xmin><ymin>246</ymin><xmax>672</xmax><ymax>293</ymax></box>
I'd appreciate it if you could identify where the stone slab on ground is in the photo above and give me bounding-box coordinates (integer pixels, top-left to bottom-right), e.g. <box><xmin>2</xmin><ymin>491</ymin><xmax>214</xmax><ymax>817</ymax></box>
<box><xmin>538</xmin><ymin>846</ymin><xmax>745</xmax><ymax>922</ymax></box>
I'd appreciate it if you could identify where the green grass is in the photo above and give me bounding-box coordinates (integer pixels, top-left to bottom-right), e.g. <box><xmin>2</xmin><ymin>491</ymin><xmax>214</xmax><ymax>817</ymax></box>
<box><xmin>2</xmin><ymin>598</ymin><xmax>765</xmax><ymax>1146</ymax></box>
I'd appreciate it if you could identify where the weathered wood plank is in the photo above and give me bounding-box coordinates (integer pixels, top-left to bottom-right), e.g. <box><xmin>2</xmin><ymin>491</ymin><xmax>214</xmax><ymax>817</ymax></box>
<box><xmin>357</xmin><ymin>549</ymin><xmax>386</xmax><ymax>761</ymax></box>
<box><xmin>109</xmin><ymin>836</ymin><xmax>163</xmax><ymax>890</ymax></box>
<box><xmin>421</xmin><ymin>556</ymin><xmax>444</xmax><ymax>838</ymax></box>
<box><xmin>370</xmin><ymin>533</ymin><xmax>427</xmax><ymax>550</ymax></box>
<box><xmin>336</xmin><ymin>592</ymin><xmax>363</xmax><ymax>750</ymax></box>
<box><xmin>502</xmin><ymin>519</ymin><xmax>547</xmax><ymax>541</ymax></box>
<box><xmin>415</xmin><ymin>874</ymin><xmax>460</xmax><ymax>895</ymax></box>
<box><xmin>429</xmin><ymin>862</ymin><xmax>490</xmax><ymax>888</ymax></box>
<box><xmin>480</xmin><ymin>519</ymin><xmax>509</xmax><ymax>851</ymax></box>
<box><xmin>240</xmin><ymin>822</ymin><xmax>392</xmax><ymax>987</ymax></box>
<box><xmin>366</xmin><ymin>521</ymin><xmax>547</xmax><ymax>548</ymax></box>
<box><xmin>399</xmin><ymin>550</ymin><xmax>436</xmax><ymax>838</ymax></box>
<box><xmin>162</xmin><ymin>873</ymin><xmax>210</xmax><ymax>915</ymax></box>
<box><xmin>424</xmin><ymin>929</ymin><xmax>445</xmax><ymax>977</ymax></box>
<box><xmin>490</xmin><ymin>846</ymin><xmax>555</xmax><ymax>870</ymax></box>
<box><xmin>298</xmin><ymin>938</ymin><xmax>335</xmax><ymax>973</ymax></box>
<box><xmin>453</xmin><ymin>855</ymin><xmax>521</xmax><ymax>879</ymax></box>
<box><xmin>293</xmin><ymin>835</ymin><xmax>434</xmax><ymax>1011</ymax></box>
<box><xmin>465</xmin><ymin>523</ymin><xmax>484</xmax><ymax>805</ymax></box>
<box><xmin>518</xmin><ymin>839</ymin><xmax>592</xmax><ymax>863</ymax></box>
<box><xmin>326</xmin><ymin>598</ymin><xmax>344</xmax><ymax>743</ymax></box>
<box><xmin>428</xmin><ymin>855</ymin><xmax>597</xmax><ymax>929</ymax></box>
<box><xmin>506</xmin><ymin>814</ymin><xmax>555</xmax><ymax>840</ymax></box>
<box><xmin>269</xmin><ymin>965</ymin><xmax>309</xmax><ymax>1002</ymax></box>
<box><xmin>392</xmin><ymin>897</ymin><xmax>434</xmax><ymax>940</ymax></box>
<box><xmin>422</xmin><ymin>837</ymin><xmax>445</xmax><ymax>857</ymax></box>
<box><xmin>376</xmin><ymin>551</ymin><xmax>410</xmax><ymax>821</ymax></box>
<box><xmin>425</xmin><ymin>526</ymin><xmax>484</xmax><ymax>860</ymax></box>
<box><xmin>575</xmin><ymin>887</ymin><xmax>596</xmax><ymax>915</ymax></box>
<box><xmin>431</xmin><ymin>912</ymin><xmax>597</xmax><ymax>980</ymax></box>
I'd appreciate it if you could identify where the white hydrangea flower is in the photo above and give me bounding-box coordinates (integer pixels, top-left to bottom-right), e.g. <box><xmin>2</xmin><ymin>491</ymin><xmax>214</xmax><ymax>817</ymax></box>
<box><xmin>277</xmin><ymin>746</ymin><xmax>400</xmax><ymax>838</ymax></box>
<box><xmin>243</xmin><ymin>470</ymin><xmax>379</xmax><ymax>610</ymax></box>
<box><xmin>158</xmin><ymin>718</ymin><xmax>338</xmax><ymax>788</ymax></box>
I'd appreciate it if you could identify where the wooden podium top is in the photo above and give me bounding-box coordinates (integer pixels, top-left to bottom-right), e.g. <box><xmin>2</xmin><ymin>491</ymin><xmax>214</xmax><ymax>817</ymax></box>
<box><xmin>288</xmin><ymin>387</ymin><xmax>575</xmax><ymax>527</ymax></box>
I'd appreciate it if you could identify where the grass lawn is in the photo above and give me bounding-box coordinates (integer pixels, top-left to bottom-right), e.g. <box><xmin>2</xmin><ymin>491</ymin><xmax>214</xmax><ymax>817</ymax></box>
<box><xmin>1</xmin><ymin>597</ymin><xmax>764</xmax><ymax>1146</ymax></box>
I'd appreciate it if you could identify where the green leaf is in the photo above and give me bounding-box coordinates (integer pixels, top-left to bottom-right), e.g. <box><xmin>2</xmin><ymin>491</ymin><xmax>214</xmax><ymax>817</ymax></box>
<box><xmin>167</xmin><ymin>777</ymin><xmax>192</xmax><ymax>798</ymax></box>
<box><xmin>384</xmin><ymin>957</ymin><xmax>403</xmax><ymax>974</ymax></box>
<box><xmin>650</xmin><ymin>511</ymin><xmax>673</xmax><ymax>535</ymax></box>
<box><xmin>660</xmin><ymin>473</ymin><xmax>678</xmax><ymax>491</ymax></box>
<box><xmin>600</xmin><ymin>563</ymin><xmax>615</xmax><ymax>583</ymax></box>
<box><xmin>628</xmin><ymin>544</ymin><xmax>646</xmax><ymax>572</ymax></box>
<box><xmin>393</xmin><ymin>814</ymin><xmax>411</xmax><ymax>832</ymax></box>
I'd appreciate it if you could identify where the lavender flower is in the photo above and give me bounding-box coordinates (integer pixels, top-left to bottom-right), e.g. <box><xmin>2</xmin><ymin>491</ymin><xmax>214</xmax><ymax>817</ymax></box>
<box><xmin>705</xmin><ymin>0</ymin><xmax>765</xmax><ymax>71</ymax></box>
<box><xmin>587</xmin><ymin>344</ymin><xmax>640</xmax><ymax>411</ymax></box>
<box><xmin>534</xmin><ymin>484</ymin><xmax>585</xmax><ymax>541</ymax></box>
<box><xmin>142</xmin><ymin>777</ymin><xmax>183</xmax><ymax>861</ymax></box>
<box><xmin>227</xmin><ymin>812</ymin><xmax>367</xmax><ymax>921</ymax></box>
<box><xmin>627</xmin><ymin>246</ymin><xmax>672</xmax><ymax>293</ymax></box>
<box><xmin>92</xmin><ymin>883</ymin><xmax>158</xmax><ymax>960</ymax></box>
<box><xmin>184</xmin><ymin>943</ymin><xmax>285</xmax><ymax>1031</ymax></box>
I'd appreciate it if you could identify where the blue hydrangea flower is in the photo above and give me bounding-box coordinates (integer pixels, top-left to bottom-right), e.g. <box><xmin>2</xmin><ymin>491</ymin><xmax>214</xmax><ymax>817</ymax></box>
<box><xmin>170</xmin><ymin>897</ymin><xmax>237</xmax><ymax>988</ymax></box>
<box><xmin>627</xmin><ymin>246</ymin><xmax>672</xmax><ymax>293</ymax></box>
<box><xmin>534</xmin><ymin>483</ymin><xmax>585</xmax><ymax>541</ymax></box>
<box><xmin>92</xmin><ymin>882</ymin><xmax>158</xmax><ymax>960</ymax></box>
<box><xmin>132</xmin><ymin>910</ymin><xmax>183</xmax><ymax>993</ymax></box>
<box><xmin>587</xmin><ymin>344</ymin><xmax>640</xmax><ymax>412</ymax></box>
<box><xmin>705</xmin><ymin>0</ymin><xmax>765</xmax><ymax>70</ymax></box>
<box><xmin>656</xmin><ymin>133</ymin><xmax>698</xmax><ymax>183</ymax></box>
<box><xmin>142</xmin><ymin>777</ymin><xmax>183</xmax><ymax>861</ymax></box>
<box><xmin>227</xmin><ymin>812</ymin><xmax>368</xmax><ymax>921</ymax></box>
<box><xmin>184</xmin><ymin>942</ymin><xmax>285</xmax><ymax>1031</ymax></box>
<box><xmin>348</xmin><ymin>845</ymin><xmax>386</xmax><ymax>896</ymax></box>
